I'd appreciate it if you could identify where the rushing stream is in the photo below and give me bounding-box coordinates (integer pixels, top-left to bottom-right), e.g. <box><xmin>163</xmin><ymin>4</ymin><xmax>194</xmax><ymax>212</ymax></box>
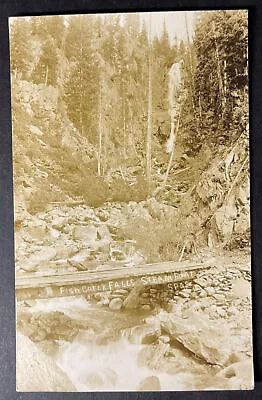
<box><xmin>28</xmin><ymin>296</ymin><xmax>215</xmax><ymax>391</ymax></box>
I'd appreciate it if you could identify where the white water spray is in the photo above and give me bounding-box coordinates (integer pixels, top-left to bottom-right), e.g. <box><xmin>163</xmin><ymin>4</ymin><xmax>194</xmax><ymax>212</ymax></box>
<box><xmin>166</xmin><ymin>62</ymin><xmax>182</xmax><ymax>153</ymax></box>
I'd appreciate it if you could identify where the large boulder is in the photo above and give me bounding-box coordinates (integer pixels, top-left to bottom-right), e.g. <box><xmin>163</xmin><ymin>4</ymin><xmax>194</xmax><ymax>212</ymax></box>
<box><xmin>138</xmin><ymin>341</ymin><xmax>170</xmax><ymax>369</ymax></box>
<box><xmin>51</xmin><ymin>216</ymin><xmax>67</xmax><ymax>231</ymax></box>
<box><xmin>230</xmin><ymin>278</ymin><xmax>251</xmax><ymax>299</ymax></box>
<box><xmin>16</xmin><ymin>332</ymin><xmax>76</xmax><ymax>391</ymax></box>
<box><xmin>216</xmin><ymin>359</ymin><xmax>254</xmax><ymax>390</ymax></box>
<box><xmin>127</xmin><ymin>324</ymin><xmax>160</xmax><ymax>345</ymax></box>
<box><xmin>68</xmin><ymin>248</ymin><xmax>91</xmax><ymax>265</ymax></box>
<box><xmin>73</xmin><ymin>224</ymin><xmax>98</xmax><ymax>242</ymax></box>
<box><xmin>84</xmin><ymin>368</ymin><xmax>117</xmax><ymax>390</ymax></box>
<box><xmin>138</xmin><ymin>376</ymin><xmax>161</xmax><ymax>391</ymax></box>
<box><xmin>97</xmin><ymin>225</ymin><xmax>112</xmax><ymax>242</ymax></box>
<box><xmin>54</xmin><ymin>240</ymin><xmax>79</xmax><ymax>260</ymax></box>
<box><xmin>158</xmin><ymin>311</ymin><xmax>251</xmax><ymax>367</ymax></box>
<box><xmin>123</xmin><ymin>282</ymin><xmax>145</xmax><ymax>310</ymax></box>
<box><xmin>214</xmin><ymin>198</ymin><xmax>237</xmax><ymax>240</ymax></box>
<box><xmin>22</xmin><ymin>246</ymin><xmax>57</xmax><ymax>271</ymax></box>
<box><xmin>17</xmin><ymin>311</ymin><xmax>79</xmax><ymax>343</ymax></box>
<box><xmin>146</xmin><ymin>198</ymin><xmax>163</xmax><ymax>219</ymax></box>
<box><xmin>26</xmin><ymin>217</ymin><xmax>48</xmax><ymax>241</ymax></box>
<box><xmin>109</xmin><ymin>298</ymin><xmax>123</xmax><ymax>311</ymax></box>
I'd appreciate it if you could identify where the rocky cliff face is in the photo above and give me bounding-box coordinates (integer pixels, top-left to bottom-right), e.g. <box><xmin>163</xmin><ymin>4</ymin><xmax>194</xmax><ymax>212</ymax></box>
<box><xmin>12</xmin><ymin>77</ymin><xmax>96</xmax><ymax>221</ymax></box>
<box><xmin>193</xmin><ymin>137</ymin><xmax>250</xmax><ymax>248</ymax></box>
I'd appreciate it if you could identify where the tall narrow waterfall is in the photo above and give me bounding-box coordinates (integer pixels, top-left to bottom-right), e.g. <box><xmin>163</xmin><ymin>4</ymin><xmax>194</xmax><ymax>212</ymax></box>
<box><xmin>166</xmin><ymin>62</ymin><xmax>182</xmax><ymax>153</ymax></box>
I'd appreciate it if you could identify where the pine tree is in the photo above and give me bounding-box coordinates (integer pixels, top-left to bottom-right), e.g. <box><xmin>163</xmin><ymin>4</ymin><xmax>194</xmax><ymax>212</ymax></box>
<box><xmin>63</xmin><ymin>15</ymin><xmax>100</xmax><ymax>141</ymax></box>
<box><xmin>9</xmin><ymin>18</ymin><xmax>36</xmax><ymax>79</ymax></box>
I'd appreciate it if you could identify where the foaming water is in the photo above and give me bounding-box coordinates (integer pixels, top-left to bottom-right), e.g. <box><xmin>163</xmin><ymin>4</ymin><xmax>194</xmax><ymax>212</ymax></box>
<box><xmin>28</xmin><ymin>297</ymin><xmax>208</xmax><ymax>391</ymax></box>
<box><xmin>56</xmin><ymin>331</ymin><xmax>192</xmax><ymax>391</ymax></box>
<box><xmin>29</xmin><ymin>296</ymin><xmax>93</xmax><ymax>319</ymax></box>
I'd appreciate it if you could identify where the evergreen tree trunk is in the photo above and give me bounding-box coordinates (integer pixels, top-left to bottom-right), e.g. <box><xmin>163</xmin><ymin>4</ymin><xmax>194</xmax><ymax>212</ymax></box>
<box><xmin>223</xmin><ymin>59</ymin><xmax>227</xmax><ymax>106</ymax></box>
<box><xmin>146</xmin><ymin>14</ymin><xmax>152</xmax><ymax>189</ymax></box>
<box><xmin>184</xmin><ymin>13</ymin><xmax>197</xmax><ymax>125</ymax></box>
<box><xmin>123</xmin><ymin>105</ymin><xmax>127</xmax><ymax>165</ymax></box>
<box><xmin>98</xmin><ymin>81</ymin><xmax>103</xmax><ymax>176</ymax></box>
<box><xmin>45</xmin><ymin>65</ymin><xmax>48</xmax><ymax>86</ymax></box>
<box><xmin>212</xmin><ymin>21</ymin><xmax>225</xmax><ymax>114</ymax></box>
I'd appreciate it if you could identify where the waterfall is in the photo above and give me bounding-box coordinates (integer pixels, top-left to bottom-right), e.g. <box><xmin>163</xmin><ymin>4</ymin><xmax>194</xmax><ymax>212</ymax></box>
<box><xmin>166</xmin><ymin>62</ymin><xmax>182</xmax><ymax>154</ymax></box>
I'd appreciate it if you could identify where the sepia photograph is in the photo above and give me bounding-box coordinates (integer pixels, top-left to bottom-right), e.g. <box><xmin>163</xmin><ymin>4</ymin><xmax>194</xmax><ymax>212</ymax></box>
<box><xmin>9</xmin><ymin>10</ymin><xmax>253</xmax><ymax>391</ymax></box>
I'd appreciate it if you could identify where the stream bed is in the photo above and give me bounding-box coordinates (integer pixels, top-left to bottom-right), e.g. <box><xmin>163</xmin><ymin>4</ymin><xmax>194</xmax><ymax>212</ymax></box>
<box><xmin>25</xmin><ymin>296</ymin><xmax>220</xmax><ymax>391</ymax></box>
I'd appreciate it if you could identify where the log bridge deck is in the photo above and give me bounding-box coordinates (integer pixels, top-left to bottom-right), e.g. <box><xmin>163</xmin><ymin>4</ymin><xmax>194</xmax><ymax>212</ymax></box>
<box><xmin>16</xmin><ymin>261</ymin><xmax>212</xmax><ymax>301</ymax></box>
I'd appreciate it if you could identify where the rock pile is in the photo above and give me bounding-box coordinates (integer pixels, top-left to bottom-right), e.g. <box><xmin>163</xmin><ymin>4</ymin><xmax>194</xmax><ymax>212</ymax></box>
<box><xmin>88</xmin><ymin>265</ymin><xmax>251</xmax><ymax>317</ymax></box>
<box><xmin>15</xmin><ymin>197</ymin><xmax>180</xmax><ymax>275</ymax></box>
<box><xmin>16</xmin><ymin>201</ymin><xmax>173</xmax><ymax>274</ymax></box>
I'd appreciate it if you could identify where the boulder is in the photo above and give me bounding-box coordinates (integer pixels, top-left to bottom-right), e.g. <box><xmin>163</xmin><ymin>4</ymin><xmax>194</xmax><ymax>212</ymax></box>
<box><xmin>147</xmin><ymin>198</ymin><xmax>163</xmax><ymax>219</ymax></box>
<box><xmin>138</xmin><ymin>342</ymin><xmax>170</xmax><ymax>369</ymax></box>
<box><xmin>138</xmin><ymin>376</ymin><xmax>161</xmax><ymax>391</ymax></box>
<box><xmin>69</xmin><ymin>248</ymin><xmax>90</xmax><ymax>265</ymax></box>
<box><xmin>49</xmin><ymin>228</ymin><xmax>61</xmax><ymax>238</ymax></box>
<box><xmin>123</xmin><ymin>282</ymin><xmax>145</xmax><ymax>310</ymax></box>
<box><xmin>231</xmin><ymin>278</ymin><xmax>251</xmax><ymax>299</ymax></box>
<box><xmin>214</xmin><ymin>198</ymin><xmax>237</xmax><ymax>240</ymax></box>
<box><xmin>216</xmin><ymin>359</ymin><xmax>254</xmax><ymax>390</ymax></box>
<box><xmin>27</xmin><ymin>217</ymin><xmax>48</xmax><ymax>241</ymax></box>
<box><xmin>51</xmin><ymin>216</ymin><xmax>66</xmax><ymax>230</ymax></box>
<box><xmin>158</xmin><ymin>311</ymin><xmax>251</xmax><ymax>367</ymax></box>
<box><xmin>238</xmin><ymin>181</ymin><xmax>250</xmax><ymax>206</ymax></box>
<box><xmin>159</xmin><ymin>335</ymin><xmax>170</xmax><ymax>344</ymax></box>
<box><xmin>234</xmin><ymin>212</ymin><xmax>250</xmax><ymax>234</ymax></box>
<box><xmin>97</xmin><ymin>225</ymin><xmax>112</xmax><ymax>241</ymax></box>
<box><xmin>128</xmin><ymin>325</ymin><xmax>160</xmax><ymax>345</ymax></box>
<box><xmin>73</xmin><ymin>224</ymin><xmax>98</xmax><ymax>242</ymax></box>
<box><xmin>85</xmin><ymin>368</ymin><xmax>117</xmax><ymax>390</ymax></box>
<box><xmin>23</xmin><ymin>247</ymin><xmax>57</xmax><ymax>271</ymax></box>
<box><xmin>18</xmin><ymin>311</ymin><xmax>79</xmax><ymax>343</ymax></box>
<box><xmin>54</xmin><ymin>241</ymin><xmax>78</xmax><ymax>259</ymax></box>
<box><xmin>110</xmin><ymin>249</ymin><xmax>126</xmax><ymax>261</ymax></box>
<box><xmin>109</xmin><ymin>298</ymin><xmax>123</xmax><ymax>311</ymax></box>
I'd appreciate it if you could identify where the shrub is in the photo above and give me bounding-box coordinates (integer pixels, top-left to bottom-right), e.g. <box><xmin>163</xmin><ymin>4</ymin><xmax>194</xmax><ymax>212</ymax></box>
<box><xmin>109</xmin><ymin>176</ymin><xmax>149</xmax><ymax>203</ymax></box>
<box><xmin>120</xmin><ymin>215</ymin><xmax>181</xmax><ymax>263</ymax></box>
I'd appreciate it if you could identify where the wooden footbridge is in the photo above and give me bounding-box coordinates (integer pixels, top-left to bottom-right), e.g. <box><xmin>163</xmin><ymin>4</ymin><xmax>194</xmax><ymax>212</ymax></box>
<box><xmin>16</xmin><ymin>261</ymin><xmax>212</xmax><ymax>301</ymax></box>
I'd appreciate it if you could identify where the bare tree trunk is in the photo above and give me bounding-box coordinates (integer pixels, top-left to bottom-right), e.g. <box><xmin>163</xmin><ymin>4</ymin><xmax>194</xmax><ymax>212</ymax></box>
<box><xmin>223</xmin><ymin>59</ymin><xmax>227</xmax><ymax>105</ymax></box>
<box><xmin>123</xmin><ymin>105</ymin><xmax>127</xmax><ymax>163</ymax></box>
<box><xmin>184</xmin><ymin>13</ymin><xmax>197</xmax><ymax>126</ymax></box>
<box><xmin>98</xmin><ymin>81</ymin><xmax>103</xmax><ymax>177</ymax></box>
<box><xmin>198</xmin><ymin>91</ymin><xmax>202</xmax><ymax>119</ymax></box>
<box><xmin>80</xmin><ymin>17</ymin><xmax>84</xmax><ymax>137</ymax></box>
<box><xmin>45</xmin><ymin>65</ymin><xmax>48</xmax><ymax>87</ymax></box>
<box><xmin>146</xmin><ymin>14</ymin><xmax>152</xmax><ymax>190</ymax></box>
